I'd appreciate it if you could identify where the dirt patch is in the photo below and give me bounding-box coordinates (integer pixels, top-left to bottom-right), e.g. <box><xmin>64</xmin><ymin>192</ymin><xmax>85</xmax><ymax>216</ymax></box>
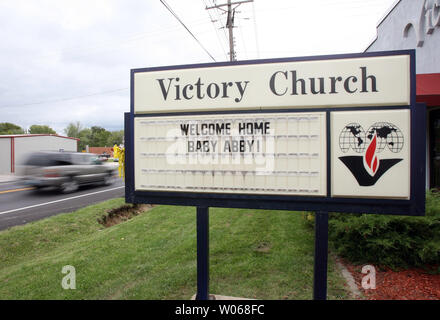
<box><xmin>338</xmin><ymin>258</ymin><xmax>440</xmax><ymax>300</ymax></box>
<box><xmin>255</xmin><ymin>242</ymin><xmax>271</xmax><ymax>253</ymax></box>
<box><xmin>108</xmin><ymin>281</ymin><xmax>139</xmax><ymax>300</ymax></box>
<box><xmin>98</xmin><ymin>204</ymin><xmax>154</xmax><ymax>228</ymax></box>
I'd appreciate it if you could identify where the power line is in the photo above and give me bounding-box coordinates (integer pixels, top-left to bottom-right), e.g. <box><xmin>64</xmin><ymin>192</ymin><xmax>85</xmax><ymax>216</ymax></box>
<box><xmin>159</xmin><ymin>0</ymin><xmax>216</xmax><ymax>62</ymax></box>
<box><xmin>252</xmin><ymin>0</ymin><xmax>260</xmax><ymax>58</ymax></box>
<box><xmin>1</xmin><ymin>87</ymin><xmax>129</xmax><ymax>109</ymax></box>
<box><xmin>202</xmin><ymin>0</ymin><xmax>229</xmax><ymax>60</ymax></box>
<box><xmin>237</xmin><ymin>20</ymin><xmax>248</xmax><ymax>59</ymax></box>
<box><xmin>206</xmin><ymin>0</ymin><xmax>254</xmax><ymax>62</ymax></box>
<box><xmin>209</xmin><ymin>0</ymin><xmax>230</xmax><ymax>46</ymax></box>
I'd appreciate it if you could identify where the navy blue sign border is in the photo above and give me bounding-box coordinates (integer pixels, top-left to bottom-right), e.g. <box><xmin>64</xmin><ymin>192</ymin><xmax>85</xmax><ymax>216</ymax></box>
<box><xmin>126</xmin><ymin>50</ymin><xmax>425</xmax><ymax>216</ymax></box>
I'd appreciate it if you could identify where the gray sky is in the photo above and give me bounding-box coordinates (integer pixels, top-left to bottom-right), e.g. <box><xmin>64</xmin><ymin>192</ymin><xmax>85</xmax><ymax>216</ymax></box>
<box><xmin>0</xmin><ymin>0</ymin><xmax>396</xmax><ymax>134</ymax></box>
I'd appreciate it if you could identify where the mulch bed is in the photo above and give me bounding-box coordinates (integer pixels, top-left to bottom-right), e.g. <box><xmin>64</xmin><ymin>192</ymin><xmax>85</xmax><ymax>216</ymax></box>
<box><xmin>340</xmin><ymin>258</ymin><xmax>440</xmax><ymax>300</ymax></box>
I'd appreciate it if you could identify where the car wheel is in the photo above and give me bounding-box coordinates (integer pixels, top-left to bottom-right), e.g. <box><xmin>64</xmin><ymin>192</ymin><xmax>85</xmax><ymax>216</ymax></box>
<box><xmin>32</xmin><ymin>185</ymin><xmax>43</xmax><ymax>193</ymax></box>
<box><xmin>103</xmin><ymin>173</ymin><xmax>115</xmax><ymax>186</ymax></box>
<box><xmin>60</xmin><ymin>178</ymin><xmax>79</xmax><ymax>194</ymax></box>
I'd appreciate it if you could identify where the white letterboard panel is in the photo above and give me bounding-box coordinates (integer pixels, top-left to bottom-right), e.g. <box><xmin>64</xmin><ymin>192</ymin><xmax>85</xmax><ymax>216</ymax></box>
<box><xmin>134</xmin><ymin>112</ymin><xmax>327</xmax><ymax>196</ymax></box>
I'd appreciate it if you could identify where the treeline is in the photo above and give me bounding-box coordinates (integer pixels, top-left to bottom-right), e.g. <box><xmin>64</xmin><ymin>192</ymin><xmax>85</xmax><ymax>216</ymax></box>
<box><xmin>0</xmin><ymin>122</ymin><xmax>56</xmax><ymax>135</ymax></box>
<box><xmin>0</xmin><ymin>122</ymin><xmax>123</xmax><ymax>152</ymax></box>
<box><xmin>64</xmin><ymin>122</ymin><xmax>123</xmax><ymax>151</ymax></box>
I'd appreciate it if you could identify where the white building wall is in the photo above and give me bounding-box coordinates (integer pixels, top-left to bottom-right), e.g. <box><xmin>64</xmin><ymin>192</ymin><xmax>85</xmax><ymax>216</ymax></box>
<box><xmin>366</xmin><ymin>0</ymin><xmax>439</xmax><ymax>189</ymax></box>
<box><xmin>15</xmin><ymin>136</ymin><xmax>77</xmax><ymax>166</ymax></box>
<box><xmin>366</xmin><ymin>0</ymin><xmax>440</xmax><ymax>74</ymax></box>
<box><xmin>0</xmin><ymin>138</ymin><xmax>11</xmax><ymax>174</ymax></box>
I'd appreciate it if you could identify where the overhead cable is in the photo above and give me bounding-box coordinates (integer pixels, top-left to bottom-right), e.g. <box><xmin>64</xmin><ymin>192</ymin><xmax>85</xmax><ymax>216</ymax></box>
<box><xmin>159</xmin><ymin>0</ymin><xmax>217</xmax><ymax>62</ymax></box>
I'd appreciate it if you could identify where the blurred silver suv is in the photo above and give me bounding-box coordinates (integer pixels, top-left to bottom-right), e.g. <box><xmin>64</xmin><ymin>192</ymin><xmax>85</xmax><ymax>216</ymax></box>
<box><xmin>22</xmin><ymin>151</ymin><xmax>117</xmax><ymax>193</ymax></box>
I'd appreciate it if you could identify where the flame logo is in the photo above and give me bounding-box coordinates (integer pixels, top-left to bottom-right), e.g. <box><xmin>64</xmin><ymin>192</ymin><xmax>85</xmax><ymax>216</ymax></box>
<box><xmin>364</xmin><ymin>134</ymin><xmax>379</xmax><ymax>176</ymax></box>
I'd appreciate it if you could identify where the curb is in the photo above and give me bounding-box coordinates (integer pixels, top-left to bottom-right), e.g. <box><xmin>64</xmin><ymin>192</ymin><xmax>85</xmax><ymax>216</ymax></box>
<box><xmin>0</xmin><ymin>177</ymin><xmax>19</xmax><ymax>184</ymax></box>
<box><xmin>334</xmin><ymin>256</ymin><xmax>363</xmax><ymax>300</ymax></box>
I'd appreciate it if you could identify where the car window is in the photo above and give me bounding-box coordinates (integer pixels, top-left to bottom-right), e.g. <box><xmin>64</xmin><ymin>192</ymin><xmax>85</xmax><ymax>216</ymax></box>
<box><xmin>90</xmin><ymin>156</ymin><xmax>102</xmax><ymax>164</ymax></box>
<box><xmin>25</xmin><ymin>153</ymin><xmax>72</xmax><ymax>166</ymax></box>
<box><xmin>25</xmin><ymin>154</ymin><xmax>57</xmax><ymax>166</ymax></box>
<box><xmin>70</xmin><ymin>154</ymin><xmax>87</xmax><ymax>164</ymax></box>
<box><xmin>70</xmin><ymin>154</ymin><xmax>100</xmax><ymax>164</ymax></box>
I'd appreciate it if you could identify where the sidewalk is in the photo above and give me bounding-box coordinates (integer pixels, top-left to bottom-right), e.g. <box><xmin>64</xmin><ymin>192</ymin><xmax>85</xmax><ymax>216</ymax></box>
<box><xmin>0</xmin><ymin>174</ymin><xmax>20</xmax><ymax>184</ymax></box>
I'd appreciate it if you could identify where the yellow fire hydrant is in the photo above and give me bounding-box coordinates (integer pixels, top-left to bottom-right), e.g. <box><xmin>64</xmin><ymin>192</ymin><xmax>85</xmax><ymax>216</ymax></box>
<box><xmin>113</xmin><ymin>144</ymin><xmax>125</xmax><ymax>179</ymax></box>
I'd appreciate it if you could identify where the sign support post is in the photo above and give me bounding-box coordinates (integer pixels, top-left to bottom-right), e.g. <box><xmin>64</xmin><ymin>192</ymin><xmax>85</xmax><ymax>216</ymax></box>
<box><xmin>313</xmin><ymin>211</ymin><xmax>329</xmax><ymax>300</ymax></box>
<box><xmin>196</xmin><ymin>206</ymin><xmax>210</xmax><ymax>300</ymax></box>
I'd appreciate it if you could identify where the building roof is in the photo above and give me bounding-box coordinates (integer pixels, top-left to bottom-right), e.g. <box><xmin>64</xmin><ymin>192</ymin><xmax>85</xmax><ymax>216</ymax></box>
<box><xmin>375</xmin><ymin>0</ymin><xmax>401</xmax><ymax>28</ymax></box>
<box><xmin>365</xmin><ymin>0</ymin><xmax>402</xmax><ymax>51</ymax></box>
<box><xmin>0</xmin><ymin>134</ymin><xmax>79</xmax><ymax>141</ymax></box>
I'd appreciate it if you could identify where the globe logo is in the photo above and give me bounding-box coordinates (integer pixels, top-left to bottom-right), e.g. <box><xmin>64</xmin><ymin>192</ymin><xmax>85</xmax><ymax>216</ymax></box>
<box><xmin>338</xmin><ymin>121</ymin><xmax>404</xmax><ymax>186</ymax></box>
<box><xmin>339</xmin><ymin>123</ymin><xmax>366</xmax><ymax>153</ymax></box>
<box><xmin>366</xmin><ymin>122</ymin><xmax>404</xmax><ymax>153</ymax></box>
<box><xmin>339</xmin><ymin>122</ymin><xmax>404</xmax><ymax>154</ymax></box>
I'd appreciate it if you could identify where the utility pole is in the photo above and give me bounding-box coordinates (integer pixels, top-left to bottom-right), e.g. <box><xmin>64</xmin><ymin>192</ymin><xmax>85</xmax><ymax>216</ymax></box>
<box><xmin>206</xmin><ymin>0</ymin><xmax>253</xmax><ymax>62</ymax></box>
<box><xmin>226</xmin><ymin>0</ymin><xmax>235</xmax><ymax>62</ymax></box>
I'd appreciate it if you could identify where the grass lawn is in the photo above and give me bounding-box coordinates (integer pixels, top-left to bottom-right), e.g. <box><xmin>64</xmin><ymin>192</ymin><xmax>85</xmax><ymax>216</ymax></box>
<box><xmin>0</xmin><ymin>198</ymin><xmax>349</xmax><ymax>300</ymax></box>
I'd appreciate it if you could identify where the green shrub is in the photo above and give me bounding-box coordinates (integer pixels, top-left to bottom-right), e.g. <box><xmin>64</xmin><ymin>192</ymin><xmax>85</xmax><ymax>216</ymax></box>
<box><xmin>426</xmin><ymin>189</ymin><xmax>440</xmax><ymax>217</ymax></box>
<box><xmin>328</xmin><ymin>190</ymin><xmax>440</xmax><ymax>269</ymax></box>
<box><xmin>301</xmin><ymin>212</ymin><xmax>315</xmax><ymax>229</ymax></box>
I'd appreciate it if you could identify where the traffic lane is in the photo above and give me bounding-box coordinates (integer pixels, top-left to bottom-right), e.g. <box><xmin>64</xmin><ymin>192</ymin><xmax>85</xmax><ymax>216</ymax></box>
<box><xmin>0</xmin><ymin>182</ymin><xmax>39</xmax><ymax>213</ymax></box>
<box><xmin>0</xmin><ymin>180</ymin><xmax>29</xmax><ymax>192</ymax></box>
<box><xmin>0</xmin><ymin>178</ymin><xmax>124</xmax><ymax>213</ymax></box>
<box><xmin>0</xmin><ymin>181</ymin><xmax>125</xmax><ymax>231</ymax></box>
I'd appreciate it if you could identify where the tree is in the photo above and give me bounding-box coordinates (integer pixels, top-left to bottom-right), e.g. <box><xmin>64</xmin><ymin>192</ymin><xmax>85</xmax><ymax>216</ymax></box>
<box><xmin>62</xmin><ymin>122</ymin><xmax>123</xmax><ymax>151</ymax></box>
<box><xmin>78</xmin><ymin>128</ymin><xmax>91</xmax><ymax>151</ymax></box>
<box><xmin>28</xmin><ymin>125</ymin><xmax>56</xmax><ymax>134</ymax></box>
<box><xmin>64</xmin><ymin>121</ymin><xmax>83</xmax><ymax>138</ymax></box>
<box><xmin>0</xmin><ymin>122</ymin><xmax>25</xmax><ymax>135</ymax></box>
<box><xmin>90</xmin><ymin>126</ymin><xmax>111</xmax><ymax>147</ymax></box>
<box><xmin>107</xmin><ymin>130</ymin><xmax>124</xmax><ymax>146</ymax></box>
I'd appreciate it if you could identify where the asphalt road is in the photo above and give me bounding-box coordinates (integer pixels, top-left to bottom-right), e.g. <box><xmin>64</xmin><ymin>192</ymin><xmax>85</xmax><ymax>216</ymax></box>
<box><xmin>0</xmin><ymin>178</ymin><xmax>125</xmax><ymax>231</ymax></box>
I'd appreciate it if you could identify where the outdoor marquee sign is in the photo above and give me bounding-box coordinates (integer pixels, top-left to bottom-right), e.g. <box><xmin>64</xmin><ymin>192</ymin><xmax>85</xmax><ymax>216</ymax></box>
<box><xmin>125</xmin><ymin>50</ymin><xmax>425</xmax><ymax>216</ymax></box>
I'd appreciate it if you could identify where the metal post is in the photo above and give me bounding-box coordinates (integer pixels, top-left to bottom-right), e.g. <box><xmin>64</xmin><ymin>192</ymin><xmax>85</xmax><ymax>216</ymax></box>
<box><xmin>196</xmin><ymin>206</ymin><xmax>209</xmax><ymax>300</ymax></box>
<box><xmin>205</xmin><ymin>0</ymin><xmax>253</xmax><ymax>62</ymax></box>
<box><xmin>226</xmin><ymin>0</ymin><xmax>235</xmax><ymax>61</ymax></box>
<box><xmin>313</xmin><ymin>211</ymin><xmax>329</xmax><ymax>300</ymax></box>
